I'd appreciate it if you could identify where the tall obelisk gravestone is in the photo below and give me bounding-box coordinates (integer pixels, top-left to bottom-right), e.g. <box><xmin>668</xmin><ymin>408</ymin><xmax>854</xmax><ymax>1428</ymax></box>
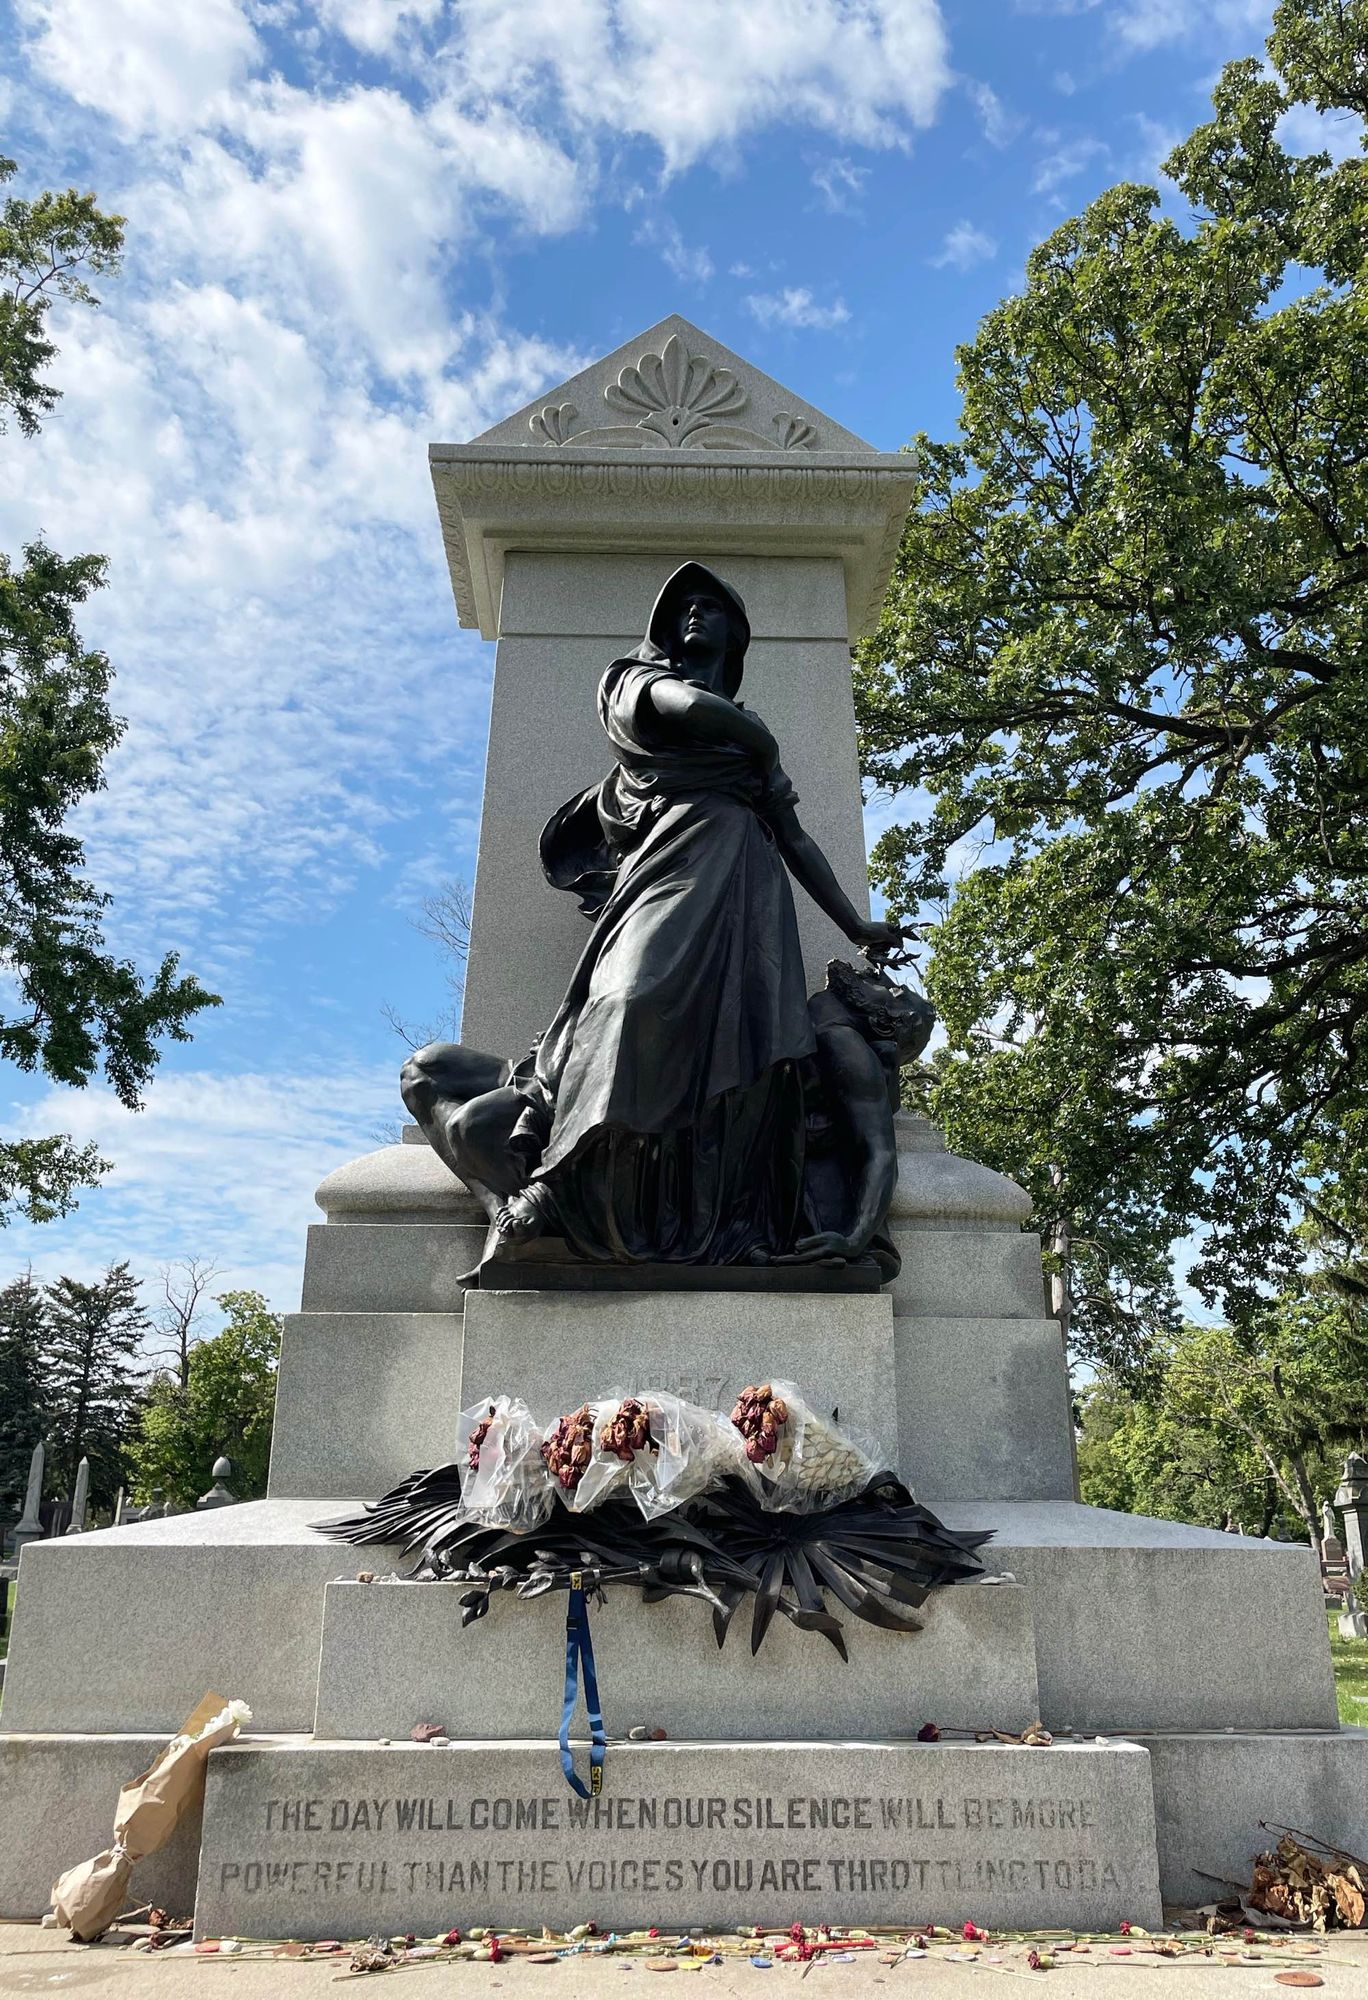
<box><xmin>0</xmin><ymin>318</ymin><xmax>1362</xmax><ymax>1938</ymax></box>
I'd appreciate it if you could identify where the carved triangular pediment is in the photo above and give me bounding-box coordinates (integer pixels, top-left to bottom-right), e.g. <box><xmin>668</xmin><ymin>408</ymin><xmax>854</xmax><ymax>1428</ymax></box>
<box><xmin>469</xmin><ymin>313</ymin><xmax>878</xmax><ymax>456</ymax></box>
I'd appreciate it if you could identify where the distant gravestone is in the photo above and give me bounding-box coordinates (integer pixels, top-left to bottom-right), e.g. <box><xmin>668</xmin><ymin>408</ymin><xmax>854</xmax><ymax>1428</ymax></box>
<box><xmin>1335</xmin><ymin>1453</ymin><xmax>1368</xmax><ymax>1578</ymax></box>
<box><xmin>10</xmin><ymin>1442</ymin><xmax>45</xmax><ymax>1558</ymax></box>
<box><xmin>64</xmin><ymin>1458</ymin><xmax>89</xmax><ymax>1536</ymax></box>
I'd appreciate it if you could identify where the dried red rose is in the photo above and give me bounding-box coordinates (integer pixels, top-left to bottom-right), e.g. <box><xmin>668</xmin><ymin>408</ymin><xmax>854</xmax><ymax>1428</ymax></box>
<box><xmin>730</xmin><ymin>1383</ymin><xmax>789</xmax><ymax>1464</ymax></box>
<box><xmin>467</xmin><ymin>1405</ymin><xmax>496</xmax><ymax>1474</ymax></box>
<box><xmin>604</xmin><ymin>1396</ymin><xmax>655</xmax><ymax>1462</ymax></box>
<box><xmin>541</xmin><ymin>1405</ymin><xmax>597</xmax><ymax>1491</ymax></box>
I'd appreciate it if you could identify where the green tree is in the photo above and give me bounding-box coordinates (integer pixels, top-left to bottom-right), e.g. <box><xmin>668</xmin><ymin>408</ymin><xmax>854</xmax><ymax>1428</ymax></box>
<box><xmin>1078</xmin><ymin>1293</ymin><xmax>1368</xmax><ymax>1539</ymax></box>
<box><xmin>858</xmin><ymin>0</ymin><xmax>1368</xmax><ymax>1370</ymax></box>
<box><xmin>126</xmin><ymin>1290</ymin><xmax>281</xmax><ymax>1510</ymax></box>
<box><xmin>1</xmin><ymin>156</ymin><xmax>217</xmax><ymax>1224</ymax></box>
<box><xmin>0</xmin><ymin>1269</ymin><xmax>47</xmax><ymax>1505</ymax></box>
<box><xmin>43</xmin><ymin>1260</ymin><xmax>148</xmax><ymax>1506</ymax></box>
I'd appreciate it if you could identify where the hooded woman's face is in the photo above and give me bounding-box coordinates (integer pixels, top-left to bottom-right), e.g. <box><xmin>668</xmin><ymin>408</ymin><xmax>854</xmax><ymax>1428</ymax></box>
<box><xmin>675</xmin><ymin>589</ymin><xmax>730</xmax><ymax>680</ymax></box>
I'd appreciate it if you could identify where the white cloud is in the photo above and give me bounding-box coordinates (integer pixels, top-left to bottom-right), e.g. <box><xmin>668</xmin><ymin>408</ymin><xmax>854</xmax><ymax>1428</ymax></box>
<box><xmin>0</xmin><ymin>0</ymin><xmax>958</xmax><ymax>1288</ymax></box>
<box><xmin>1032</xmin><ymin>134</ymin><xmax>1108</xmax><ymax>195</ymax></box>
<box><xmin>1129</xmin><ymin>111</ymin><xmax>1184</xmax><ymax>182</ymax></box>
<box><xmin>930</xmin><ymin>220</ymin><xmax>998</xmax><ymax>270</ymax></box>
<box><xmin>15</xmin><ymin>0</ymin><xmax>261</xmax><ymax>136</ymax></box>
<box><xmin>744</xmin><ymin>287</ymin><xmax>851</xmax><ymax>331</ymax></box>
<box><xmin>4</xmin><ymin>1065</ymin><xmax>398</xmax><ymax>1313</ymax></box>
<box><xmin>811</xmin><ymin>157</ymin><xmax>870</xmax><ymax>212</ymax></box>
<box><xmin>1277</xmin><ymin>102</ymin><xmax>1366</xmax><ymax>163</ymax></box>
<box><xmin>1112</xmin><ymin>0</ymin><xmax>1270</xmax><ymax>52</ymax></box>
<box><xmin>316</xmin><ymin>0</ymin><xmax>444</xmax><ymax>55</ymax></box>
<box><xmin>441</xmin><ymin>0</ymin><xmax>954</xmax><ymax>171</ymax></box>
<box><xmin>965</xmin><ymin>80</ymin><xmax>1020</xmax><ymax>149</ymax></box>
<box><xmin>635</xmin><ymin>217</ymin><xmax>715</xmax><ymax>285</ymax></box>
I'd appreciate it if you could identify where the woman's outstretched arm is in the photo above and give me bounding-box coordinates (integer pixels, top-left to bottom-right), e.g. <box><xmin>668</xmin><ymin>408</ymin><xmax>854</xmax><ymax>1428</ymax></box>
<box><xmin>765</xmin><ymin>797</ymin><xmax>903</xmax><ymax>952</ymax></box>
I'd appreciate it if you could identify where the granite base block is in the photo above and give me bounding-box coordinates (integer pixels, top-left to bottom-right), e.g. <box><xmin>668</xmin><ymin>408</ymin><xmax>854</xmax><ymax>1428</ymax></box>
<box><xmin>313</xmin><ymin>1579</ymin><xmax>1039</xmax><ymax>1741</ymax></box>
<box><xmin>0</xmin><ymin>1734</ymin><xmax>206</xmax><ymax>1919</ymax></box>
<box><xmin>1136</xmin><ymin>1729</ymin><xmax>1368</xmax><ymax>1906</ymax></box>
<box><xmin>300</xmin><ymin>1223</ymin><xmax>484</xmax><ymax>1313</ymax></box>
<box><xmin>936</xmin><ymin>1502</ymin><xmax>1339</xmax><ymax>1733</ymax></box>
<box><xmin>268</xmin><ymin>1311</ymin><xmax>464</xmax><ymax>1499</ymax></box>
<box><xmin>896</xmin><ymin>1318</ymin><xmax>1074</xmax><ymax>1503</ymax></box>
<box><xmin>195</xmin><ymin>1738</ymin><xmax>1162</xmax><ymax>1937</ymax></box>
<box><xmin>460</xmin><ymin>1289</ymin><xmax>898</xmax><ymax>1465</ymax></box>
<box><xmin>0</xmin><ymin>1502</ymin><xmax>380</xmax><ymax>1735</ymax></box>
<box><xmin>885</xmin><ymin>1229</ymin><xmax>1048</xmax><ymax>1321</ymax></box>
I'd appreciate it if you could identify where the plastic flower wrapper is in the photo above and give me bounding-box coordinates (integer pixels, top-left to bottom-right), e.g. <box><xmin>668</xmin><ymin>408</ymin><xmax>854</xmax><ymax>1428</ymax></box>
<box><xmin>51</xmin><ymin>1693</ymin><xmax>251</xmax><ymax>1941</ymax></box>
<box><xmin>610</xmin><ymin>1391</ymin><xmax>755</xmax><ymax>1521</ymax></box>
<box><xmin>457</xmin><ymin>1395</ymin><xmax>555</xmax><ymax>1530</ymax></box>
<box><xmin>730</xmin><ymin>1381</ymin><xmax>884</xmax><ymax>1513</ymax></box>
<box><xmin>542</xmin><ymin>1398</ymin><xmax>635</xmax><ymax>1513</ymax></box>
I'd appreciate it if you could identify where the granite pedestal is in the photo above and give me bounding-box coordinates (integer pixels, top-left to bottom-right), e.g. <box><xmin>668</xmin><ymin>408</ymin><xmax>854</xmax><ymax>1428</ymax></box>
<box><xmin>4</xmin><ymin>315</ymin><xmax>1366</xmax><ymax>1935</ymax></box>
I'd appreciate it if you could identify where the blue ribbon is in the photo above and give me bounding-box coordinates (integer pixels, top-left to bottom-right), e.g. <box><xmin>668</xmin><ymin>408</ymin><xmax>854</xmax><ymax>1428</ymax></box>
<box><xmin>560</xmin><ymin>1575</ymin><xmax>606</xmax><ymax>1799</ymax></box>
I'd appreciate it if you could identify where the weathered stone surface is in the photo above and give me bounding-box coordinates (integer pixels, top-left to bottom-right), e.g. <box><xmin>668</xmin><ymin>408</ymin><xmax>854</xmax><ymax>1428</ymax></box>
<box><xmin>314</xmin><ymin>1144</ymin><xmax>483</xmax><ymax>1224</ymax></box>
<box><xmin>896</xmin><ymin>1319</ymin><xmax>1074</xmax><ymax>1503</ymax></box>
<box><xmin>0</xmin><ymin>1734</ymin><xmax>204</xmax><ymax>1919</ymax></box>
<box><xmin>460</xmin><ymin>1289</ymin><xmax>898</xmax><ymax>1465</ymax></box>
<box><xmin>268</xmin><ymin>1313</ymin><xmax>464</xmax><ymax>1499</ymax></box>
<box><xmin>1136</xmin><ymin>1728</ymin><xmax>1368</xmax><ymax>1906</ymax></box>
<box><xmin>936</xmin><ymin>1502</ymin><xmax>1339</xmax><ymax>1732</ymax></box>
<box><xmin>195</xmin><ymin>1738</ymin><xmax>1162</xmax><ymax>1937</ymax></box>
<box><xmin>313</xmin><ymin>1580</ymin><xmax>1039</xmax><ymax>1741</ymax></box>
<box><xmin>300</xmin><ymin>1221</ymin><xmax>483</xmax><ymax>1313</ymax></box>
<box><xmin>888</xmin><ymin>1120</ymin><xmax>1033</xmax><ymax>1229</ymax></box>
<box><xmin>500</xmin><ymin>551</ymin><xmax>854</xmax><ymax>642</ymax></box>
<box><xmin>0</xmin><ymin>1502</ymin><xmax>374</xmax><ymax>1735</ymax></box>
<box><xmin>886</xmin><ymin>1229</ymin><xmax>1049</xmax><ymax>1321</ymax></box>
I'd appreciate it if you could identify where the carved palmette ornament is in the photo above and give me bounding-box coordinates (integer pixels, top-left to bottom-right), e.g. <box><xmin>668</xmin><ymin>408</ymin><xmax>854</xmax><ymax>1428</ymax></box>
<box><xmin>521</xmin><ymin>333</ymin><xmax>819</xmax><ymax>451</ymax></box>
<box><xmin>604</xmin><ymin>332</ymin><xmax>748</xmax><ymax>444</ymax></box>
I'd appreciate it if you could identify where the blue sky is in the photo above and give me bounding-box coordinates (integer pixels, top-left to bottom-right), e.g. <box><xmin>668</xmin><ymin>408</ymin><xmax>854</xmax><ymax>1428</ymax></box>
<box><xmin>0</xmin><ymin>0</ymin><xmax>1322</xmax><ymax>1316</ymax></box>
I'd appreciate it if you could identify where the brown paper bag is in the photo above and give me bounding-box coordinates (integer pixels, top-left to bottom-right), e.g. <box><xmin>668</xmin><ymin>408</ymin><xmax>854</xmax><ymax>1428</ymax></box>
<box><xmin>52</xmin><ymin>1692</ymin><xmax>251</xmax><ymax>1940</ymax></box>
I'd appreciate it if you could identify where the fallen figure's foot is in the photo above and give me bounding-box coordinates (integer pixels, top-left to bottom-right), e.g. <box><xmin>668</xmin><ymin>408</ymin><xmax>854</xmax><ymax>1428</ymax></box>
<box><xmin>495</xmin><ymin>1190</ymin><xmax>548</xmax><ymax>1245</ymax></box>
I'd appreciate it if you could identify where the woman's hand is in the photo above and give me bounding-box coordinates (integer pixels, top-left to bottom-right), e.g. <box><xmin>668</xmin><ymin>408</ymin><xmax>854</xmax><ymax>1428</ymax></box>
<box><xmin>849</xmin><ymin>916</ymin><xmax>907</xmax><ymax>959</ymax></box>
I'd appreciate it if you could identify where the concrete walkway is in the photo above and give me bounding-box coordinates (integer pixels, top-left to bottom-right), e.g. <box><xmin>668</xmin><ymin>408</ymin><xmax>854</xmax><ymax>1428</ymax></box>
<box><xmin>1</xmin><ymin>1925</ymin><xmax>1367</xmax><ymax>1997</ymax></box>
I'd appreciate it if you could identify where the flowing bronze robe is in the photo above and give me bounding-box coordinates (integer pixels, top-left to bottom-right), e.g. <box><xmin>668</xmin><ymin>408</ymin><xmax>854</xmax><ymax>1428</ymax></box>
<box><xmin>522</xmin><ymin>653</ymin><xmax>815</xmax><ymax>1263</ymax></box>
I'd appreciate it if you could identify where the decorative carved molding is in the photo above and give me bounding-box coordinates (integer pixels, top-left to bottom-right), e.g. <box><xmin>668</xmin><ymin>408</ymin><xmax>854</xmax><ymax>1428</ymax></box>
<box><xmin>604</xmin><ymin>331</ymin><xmax>746</xmax><ymax>443</ymax></box>
<box><xmin>773</xmin><ymin>410</ymin><xmax>817</xmax><ymax>450</ymax></box>
<box><xmin>528</xmin><ymin>401</ymin><xmax>578</xmax><ymax>445</ymax></box>
<box><xmin>435</xmin><ymin>458</ymin><xmax>910</xmax><ymax>503</ymax></box>
<box><xmin>517</xmin><ymin>334</ymin><xmax>820</xmax><ymax>452</ymax></box>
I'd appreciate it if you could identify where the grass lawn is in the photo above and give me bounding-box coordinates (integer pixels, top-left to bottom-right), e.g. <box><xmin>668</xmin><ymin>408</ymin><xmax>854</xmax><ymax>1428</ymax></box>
<box><xmin>1329</xmin><ymin>1609</ymin><xmax>1368</xmax><ymax>1725</ymax></box>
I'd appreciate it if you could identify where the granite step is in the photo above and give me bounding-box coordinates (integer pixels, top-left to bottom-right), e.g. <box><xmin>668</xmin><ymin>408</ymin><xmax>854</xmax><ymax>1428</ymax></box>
<box><xmin>311</xmin><ymin>1578</ymin><xmax>1039</xmax><ymax>1742</ymax></box>
<box><xmin>193</xmin><ymin>1737</ymin><xmax>1163</xmax><ymax>1938</ymax></box>
<box><xmin>937</xmin><ymin>1501</ymin><xmax>1339</xmax><ymax>1733</ymax></box>
<box><xmin>1</xmin><ymin>1498</ymin><xmax>1337</xmax><ymax>1748</ymax></box>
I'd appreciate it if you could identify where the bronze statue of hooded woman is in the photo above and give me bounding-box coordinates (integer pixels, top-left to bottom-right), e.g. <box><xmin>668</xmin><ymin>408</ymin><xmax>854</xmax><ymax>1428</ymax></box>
<box><xmin>402</xmin><ymin>562</ymin><xmax>920</xmax><ymax>1279</ymax></box>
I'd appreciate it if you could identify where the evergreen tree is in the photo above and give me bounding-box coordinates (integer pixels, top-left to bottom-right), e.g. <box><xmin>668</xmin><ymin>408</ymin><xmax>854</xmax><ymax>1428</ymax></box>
<box><xmin>44</xmin><ymin>1261</ymin><xmax>147</xmax><ymax>1506</ymax></box>
<box><xmin>0</xmin><ymin>1269</ymin><xmax>46</xmax><ymax>1506</ymax></box>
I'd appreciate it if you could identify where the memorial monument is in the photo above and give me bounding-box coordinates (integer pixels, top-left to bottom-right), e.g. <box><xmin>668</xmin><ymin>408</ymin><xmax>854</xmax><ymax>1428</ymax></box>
<box><xmin>1</xmin><ymin>315</ymin><xmax>1365</xmax><ymax>1937</ymax></box>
